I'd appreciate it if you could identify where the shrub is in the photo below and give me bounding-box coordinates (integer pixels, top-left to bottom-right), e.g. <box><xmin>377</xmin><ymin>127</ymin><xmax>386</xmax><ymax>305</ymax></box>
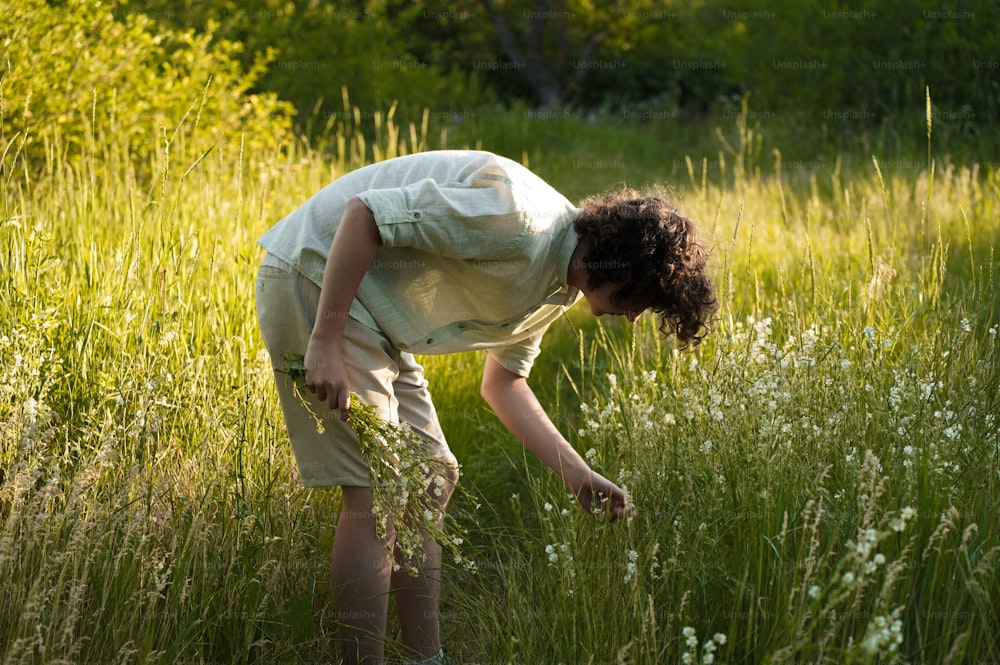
<box><xmin>1</xmin><ymin>0</ymin><xmax>292</xmax><ymax>175</ymax></box>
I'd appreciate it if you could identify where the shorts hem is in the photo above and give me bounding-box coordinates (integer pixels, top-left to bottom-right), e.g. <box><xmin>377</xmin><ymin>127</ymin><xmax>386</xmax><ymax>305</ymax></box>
<box><xmin>299</xmin><ymin>475</ymin><xmax>371</xmax><ymax>489</ymax></box>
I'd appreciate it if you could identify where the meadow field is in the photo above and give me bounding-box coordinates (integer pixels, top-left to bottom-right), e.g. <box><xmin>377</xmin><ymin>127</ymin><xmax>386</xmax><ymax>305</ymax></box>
<box><xmin>1</xmin><ymin>100</ymin><xmax>998</xmax><ymax>664</ymax></box>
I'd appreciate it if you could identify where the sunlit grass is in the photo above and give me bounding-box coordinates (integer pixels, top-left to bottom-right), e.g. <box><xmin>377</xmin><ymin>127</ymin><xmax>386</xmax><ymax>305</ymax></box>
<box><xmin>2</xmin><ymin>98</ymin><xmax>998</xmax><ymax>663</ymax></box>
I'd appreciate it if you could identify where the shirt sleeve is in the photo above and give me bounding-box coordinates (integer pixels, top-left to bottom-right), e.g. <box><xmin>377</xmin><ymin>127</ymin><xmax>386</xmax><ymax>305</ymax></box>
<box><xmin>357</xmin><ymin>176</ymin><xmax>528</xmax><ymax>260</ymax></box>
<box><xmin>486</xmin><ymin>329</ymin><xmax>546</xmax><ymax>378</ymax></box>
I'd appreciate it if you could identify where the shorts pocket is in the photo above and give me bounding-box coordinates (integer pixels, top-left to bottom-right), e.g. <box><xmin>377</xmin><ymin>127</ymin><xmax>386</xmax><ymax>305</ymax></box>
<box><xmin>257</xmin><ymin>264</ymin><xmax>290</xmax><ymax>279</ymax></box>
<box><xmin>258</xmin><ymin>254</ymin><xmax>292</xmax><ymax>280</ymax></box>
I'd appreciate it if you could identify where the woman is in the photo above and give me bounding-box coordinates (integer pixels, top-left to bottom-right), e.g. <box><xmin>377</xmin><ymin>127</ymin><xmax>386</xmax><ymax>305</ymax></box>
<box><xmin>255</xmin><ymin>150</ymin><xmax>716</xmax><ymax>664</ymax></box>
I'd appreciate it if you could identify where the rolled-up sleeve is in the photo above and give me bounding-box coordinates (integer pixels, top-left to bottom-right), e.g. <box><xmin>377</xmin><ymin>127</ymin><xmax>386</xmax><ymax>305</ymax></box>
<box><xmin>486</xmin><ymin>329</ymin><xmax>546</xmax><ymax>378</ymax></box>
<box><xmin>357</xmin><ymin>178</ymin><xmax>528</xmax><ymax>259</ymax></box>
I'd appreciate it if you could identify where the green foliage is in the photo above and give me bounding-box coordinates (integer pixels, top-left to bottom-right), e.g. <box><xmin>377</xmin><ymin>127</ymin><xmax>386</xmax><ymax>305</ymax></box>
<box><xmin>95</xmin><ymin>0</ymin><xmax>999</xmax><ymax>154</ymax></box>
<box><xmin>120</xmin><ymin>0</ymin><xmax>493</xmax><ymax>130</ymax></box>
<box><xmin>714</xmin><ymin>0</ymin><xmax>1000</xmax><ymax>129</ymax></box>
<box><xmin>2</xmin><ymin>63</ymin><xmax>999</xmax><ymax>662</ymax></box>
<box><xmin>441</xmin><ymin>120</ymin><xmax>1000</xmax><ymax>662</ymax></box>
<box><xmin>2</xmin><ymin>0</ymin><xmax>292</xmax><ymax>174</ymax></box>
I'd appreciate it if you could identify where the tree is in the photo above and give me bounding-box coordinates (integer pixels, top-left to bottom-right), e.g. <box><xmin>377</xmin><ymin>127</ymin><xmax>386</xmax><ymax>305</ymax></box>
<box><xmin>479</xmin><ymin>0</ymin><xmax>602</xmax><ymax>107</ymax></box>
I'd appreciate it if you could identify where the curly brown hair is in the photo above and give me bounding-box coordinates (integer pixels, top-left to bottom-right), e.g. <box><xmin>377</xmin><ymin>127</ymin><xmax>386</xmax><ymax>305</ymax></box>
<box><xmin>573</xmin><ymin>187</ymin><xmax>718</xmax><ymax>347</ymax></box>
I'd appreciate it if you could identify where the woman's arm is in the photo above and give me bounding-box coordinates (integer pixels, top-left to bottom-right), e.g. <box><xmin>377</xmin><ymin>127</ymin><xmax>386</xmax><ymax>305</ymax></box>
<box><xmin>304</xmin><ymin>196</ymin><xmax>382</xmax><ymax>415</ymax></box>
<box><xmin>480</xmin><ymin>355</ymin><xmax>636</xmax><ymax>520</ymax></box>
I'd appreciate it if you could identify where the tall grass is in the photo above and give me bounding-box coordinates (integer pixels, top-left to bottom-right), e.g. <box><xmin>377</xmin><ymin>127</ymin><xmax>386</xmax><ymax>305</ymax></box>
<box><xmin>2</xmin><ymin>97</ymin><xmax>998</xmax><ymax>664</ymax></box>
<box><xmin>0</xmin><ymin>102</ymin><xmax>432</xmax><ymax>662</ymax></box>
<box><xmin>427</xmin><ymin>103</ymin><xmax>1000</xmax><ymax>663</ymax></box>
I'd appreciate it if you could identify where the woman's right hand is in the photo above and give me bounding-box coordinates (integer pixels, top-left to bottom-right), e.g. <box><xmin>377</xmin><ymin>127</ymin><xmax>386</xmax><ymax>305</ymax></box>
<box><xmin>303</xmin><ymin>339</ymin><xmax>352</xmax><ymax>419</ymax></box>
<box><xmin>301</xmin><ymin>196</ymin><xmax>381</xmax><ymax>421</ymax></box>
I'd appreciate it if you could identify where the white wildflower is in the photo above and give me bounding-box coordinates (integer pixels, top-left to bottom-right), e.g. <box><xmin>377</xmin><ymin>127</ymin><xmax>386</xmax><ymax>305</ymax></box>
<box><xmin>890</xmin><ymin>506</ymin><xmax>917</xmax><ymax>532</ymax></box>
<box><xmin>624</xmin><ymin>549</ymin><xmax>639</xmax><ymax>582</ymax></box>
<box><xmin>23</xmin><ymin>397</ymin><xmax>39</xmax><ymax>422</ymax></box>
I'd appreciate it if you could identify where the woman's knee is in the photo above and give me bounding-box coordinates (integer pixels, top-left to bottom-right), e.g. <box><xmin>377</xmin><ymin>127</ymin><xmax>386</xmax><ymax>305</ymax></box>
<box><xmin>340</xmin><ymin>486</ymin><xmax>379</xmax><ymax>522</ymax></box>
<box><xmin>427</xmin><ymin>454</ymin><xmax>460</xmax><ymax>507</ymax></box>
<box><xmin>439</xmin><ymin>452</ymin><xmax>460</xmax><ymax>484</ymax></box>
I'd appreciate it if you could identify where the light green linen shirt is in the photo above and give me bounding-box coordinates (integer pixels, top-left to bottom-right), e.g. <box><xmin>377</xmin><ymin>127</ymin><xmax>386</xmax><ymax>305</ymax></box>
<box><xmin>257</xmin><ymin>150</ymin><xmax>582</xmax><ymax>377</ymax></box>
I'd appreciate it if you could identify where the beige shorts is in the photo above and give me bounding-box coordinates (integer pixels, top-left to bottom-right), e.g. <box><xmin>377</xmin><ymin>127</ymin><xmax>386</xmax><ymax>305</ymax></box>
<box><xmin>255</xmin><ymin>253</ymin><xmax>454</xmax><ymax>487</ymax></box>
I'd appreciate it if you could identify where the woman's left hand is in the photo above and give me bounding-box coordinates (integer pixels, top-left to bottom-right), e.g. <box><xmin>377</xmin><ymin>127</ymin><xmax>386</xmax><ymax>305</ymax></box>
<box><xmin>569</xmin><ymin>468</ymin><xmax>637</xmax><ymax>522</ymax></box>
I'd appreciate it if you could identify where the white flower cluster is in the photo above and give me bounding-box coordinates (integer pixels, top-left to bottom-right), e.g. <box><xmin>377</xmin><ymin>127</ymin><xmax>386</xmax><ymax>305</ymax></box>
<box><xmin>544</xmin><ymin>540</ymin><xmax>577</xmax><ymax>596</ymax></box>
<box><xmin>852</xmin><ymin>527</ymin><xmax>890</xmax><ymax>575</ymax></box>
<box><xmin>889</xmin><ymin>506</ymin><xmax>917</xmax><ymax>533</ymax></box>
<box><xmin>576</xmin><ymin>369</ymin><xmax>674</xmax><ymax>456</ymax></box>
<box><xmin>577</xmin><ymin>398</ymin><xmax>620</xmax><ymax>440</ymax></box>
<box><xmin>843</xmin><ymin>505</ymin><xmax>915</xmax><ymax>581</ymax></box>
<box><xmin>2</xmin><ymin>319</ymin><xmax>66</xmax><ymax>454</ymax></box>
<box><xmin>677</xmin><ymin>318</ymin><xmax>841</xmax><ymax>446</ymax></box>
<box><xmin>681</xmin><ymin>626</ymin><xmax>727</xmax><ymax>665</ymax></box>
<box><xmin>803</xmin><ymin>500</ymin><xmax>916</xmax><ymax>649</ymax></box>
<box><xmin>885</xmin><ymin>348</ymin><xmax>986</xmax><ymax>482</ymax></box>
<box><xmin>544</xmin><ymin>541</ymin><xmax>575</xmax><ymax>576</ymax></box>
<box><xmin>624</xmin><ymin>548</ymin><xmax>639</xmax><ymax>582</ymax></box>
<box><xmin>861</xmin><ymin>610</ymin><xmax>904</xmax><ymax>657</ymax></box>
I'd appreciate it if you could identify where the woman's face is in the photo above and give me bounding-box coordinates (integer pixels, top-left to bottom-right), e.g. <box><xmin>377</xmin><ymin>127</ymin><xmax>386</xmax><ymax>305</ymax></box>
<box><xmin>581</xmin><ymin>281</ymin><xmax>645</xmax><ymax>322</ymax></box>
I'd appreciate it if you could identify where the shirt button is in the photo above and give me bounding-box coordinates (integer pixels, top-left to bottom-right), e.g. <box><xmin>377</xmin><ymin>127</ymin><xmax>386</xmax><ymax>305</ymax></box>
<box><xmin>458</xmin><ymin>323</ymin><xmax>466</xmax><ymax>330</ymax></box>
<box><xmin>412</xmin><ymin>211</ymin><xmax>421</xmax><ymax>219</ymax></box>
<box><xmin>426</xmin><ymin>338</ymin><xmax>433</xmax><ymax>344</ymax></box>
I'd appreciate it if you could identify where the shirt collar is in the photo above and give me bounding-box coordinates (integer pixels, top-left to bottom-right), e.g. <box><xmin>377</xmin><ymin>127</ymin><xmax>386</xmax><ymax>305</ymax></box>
<box><xmin>557</xmin><ymin>215</ymin><xmax>581</xmax><ymax>287</ymax></box>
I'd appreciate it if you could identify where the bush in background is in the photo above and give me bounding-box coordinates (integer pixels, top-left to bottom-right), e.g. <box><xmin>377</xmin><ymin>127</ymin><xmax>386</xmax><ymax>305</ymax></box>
<box><xmin>116</xmin><ymin>0</ymin><xmax>494</xmax><ymax>132</ymax></box>
<box><xmin>1</xmin><ymin>0</ymin><xmax>293</xmax><ymax>174</ymax></box>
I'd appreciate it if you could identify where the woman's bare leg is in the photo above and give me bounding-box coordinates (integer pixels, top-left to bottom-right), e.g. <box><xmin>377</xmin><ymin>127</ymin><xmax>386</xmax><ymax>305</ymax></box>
<box><xmin>332</xmin><ymin>486</ymin><xmax>394</xmax><ymax>664</ymax></box>
<box><xmin>392</xmin><ymin>460</ymin><xmax>460</xmax><ymax>662</ymax></box>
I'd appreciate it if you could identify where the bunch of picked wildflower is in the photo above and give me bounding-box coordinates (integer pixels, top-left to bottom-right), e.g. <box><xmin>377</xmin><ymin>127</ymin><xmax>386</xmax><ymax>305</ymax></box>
<box><xmin>281</xmin><ymin>352</ymin><xmax>468</xmax><ymax>574</ymax></box>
